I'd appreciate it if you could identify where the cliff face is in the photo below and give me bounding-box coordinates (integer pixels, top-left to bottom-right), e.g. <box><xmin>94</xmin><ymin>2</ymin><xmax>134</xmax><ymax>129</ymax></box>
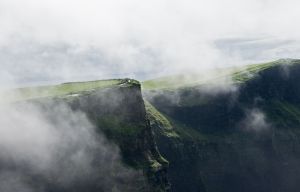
<box><xmin>6</xmin><ymin>80</ymin><xmax>170</xmax><ymax>192</ymax></box>
<box><xmin>66</xmin><ymin>80</ymin><xmax>170</xmax><ymax>191</ymax></box>
<box><xmin>4</xmin><ymin>60</ymin><xmax>300</xmax><ymax>191</ymax></box>
<box><xmin>144</xmin><ymin>61</ymin><xmax>300</xmax><ymax>192</ymax></box>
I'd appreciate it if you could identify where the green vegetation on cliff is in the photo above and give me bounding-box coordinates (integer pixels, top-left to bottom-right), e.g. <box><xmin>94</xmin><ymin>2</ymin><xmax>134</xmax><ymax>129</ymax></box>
<box><xmin>4</xmin><ymin>58</ymin><xmax>300</xmax><ymax>192</ymax></box>
<box><xmin>142</xmin><ymin>59</ymin><xmax>300</xmax><ymax>90</ymax></box>
<box><xmin>264</xmin><ymin>100</ymin><xmax>300</xmax><ymax>127</ymax></box>
<box><xmin>3</xmin><ymin>78</ymin><xmax>170</xmax><ymax>192</ymax></box>
<box><xmin>0</xmin><ymin>78</ymin><xmax>142</xmax><ymax>103</ymax></box>
<box><xmin>1</xmin><ymin>79</ymin><xmax>120</xmax><ymax>102</ymax></box>
<box><xmin>143</xmin><ymin>58</ymin><xmax>300</xmax><ymax>192</ymax></box>
<box><xmin>145</xmin><ymin>100</ymin><xmax>178</xmax><ymax>138</ymax></box>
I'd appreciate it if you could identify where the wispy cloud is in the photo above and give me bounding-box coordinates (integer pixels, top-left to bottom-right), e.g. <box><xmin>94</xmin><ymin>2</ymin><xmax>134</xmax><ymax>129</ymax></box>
<box><xmin>0</xmin><ymin>102</ymin><xmax>139</xmax><ymax>191</ymax></box>
<box><xmin>1</xmin><ymin>0</ymin><xmax>300</xmax><ymax>86</ymax></box>
<box><xmin>240</xmin><ymin>108</ymin><xmax>271</xmax><ymax>132</ymax></box>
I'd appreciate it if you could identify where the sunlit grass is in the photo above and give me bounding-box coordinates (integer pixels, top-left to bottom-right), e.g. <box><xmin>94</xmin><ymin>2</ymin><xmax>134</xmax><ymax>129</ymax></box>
<box><xmin>0</xmin><ymin>79</ymin><xmax>122</xmax><ymax>103</ymax></box>
<box><xmin>142</xmin><ymin>59</ymin><xmax>299</xmax><ymax>90</ymax></box>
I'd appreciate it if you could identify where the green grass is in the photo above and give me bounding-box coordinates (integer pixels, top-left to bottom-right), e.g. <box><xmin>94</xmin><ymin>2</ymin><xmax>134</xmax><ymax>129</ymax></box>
<box><xmin>96</xmin><ymin>115</ymin><xmax>144</xmax><ymax>139</ymax></box>
<box><xmin>145</xmin><ymin>101</ymin><xmax>172</xmax><ymax>129</ymax></box>
<box><xmin>145</xmin><ymin>100</ymin><xmax>179</xmax><ymax>138</ymax></box>
<box><xmin>265</xmin><ymin>100</ymin><xmax>300</xmax><ymax>127</ymax></box>
<box><xmin>142</xmin><ymin>59</ymin><xmax>299</xmax><ymax>90</ymax></box>
<box><xmin>0</xmin><ymin>79</ymin><xmax>127</xmax><ymax>103</ymax></box>
<box><xmin>231</xmin><ymin>61</ymin><xmax>278</xmax><ymax>83</ymax></box>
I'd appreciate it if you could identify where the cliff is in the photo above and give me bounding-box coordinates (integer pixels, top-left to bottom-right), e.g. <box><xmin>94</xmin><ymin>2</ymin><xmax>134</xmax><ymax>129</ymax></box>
<box><xmin>3</xmin><ymin>79</ymin><xmax>170</xmax><ymax>192</ymax></box>
<box><xmin>4</xmin><ymin>59</ymin><xmax>300</xmax><ymax>191</ymax></box>
<box><xmin>143</xmin><ymin>59</ymin><xmax>300</xmax><ymax>192</ymax></box>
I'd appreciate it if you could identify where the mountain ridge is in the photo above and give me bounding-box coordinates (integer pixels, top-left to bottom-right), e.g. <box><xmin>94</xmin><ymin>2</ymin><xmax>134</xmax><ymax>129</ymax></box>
<box><xmin>144</xmin><ymin>58</ymin><xmax>300</xmax><ymax>192</ymax></box>
<box><xmin>2</xmin><ymin>58</ymin><xmax>300</xmax><ymax>191</ymax></box>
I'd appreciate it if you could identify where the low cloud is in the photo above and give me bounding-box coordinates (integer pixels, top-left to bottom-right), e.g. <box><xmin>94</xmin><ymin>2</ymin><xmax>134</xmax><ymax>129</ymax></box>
<box><xmin>1</xmin><ymin>0</ymin><xmax>300</xmax><ymax>87</ymax></box>
<box><xmin>0</xmin><ymin>101</ymin><xmax>139</xmax><ymax>191</ymax></box>
<box><xmin>240</xmin><ymin>108</ymin><xmax>270</xmax><ymax>132</ymax></box>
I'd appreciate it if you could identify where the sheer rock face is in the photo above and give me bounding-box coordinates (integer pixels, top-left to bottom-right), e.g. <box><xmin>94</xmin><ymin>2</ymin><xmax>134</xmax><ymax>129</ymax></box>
<box><xmin>5</xmin><ymin>81</ymin><xmax>170</xmax><ymax>192</ymax></box>
<box><xmin>67</xmin><ymin>82</ymin><xmax>171</xmax><ymax>191</ymax></box>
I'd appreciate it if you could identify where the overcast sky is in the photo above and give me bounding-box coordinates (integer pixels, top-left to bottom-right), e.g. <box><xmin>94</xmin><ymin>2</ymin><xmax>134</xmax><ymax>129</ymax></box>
<box><xmin>1</xmin><ymin>0</ymin><xmax>300</xmax><ymax>87</ymax></box>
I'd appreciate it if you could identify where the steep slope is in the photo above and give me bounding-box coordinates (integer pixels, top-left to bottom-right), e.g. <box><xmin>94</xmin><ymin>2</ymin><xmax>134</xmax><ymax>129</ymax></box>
<box><xmin>2</xmin><ymin>79</ymin><xmax>170</xmax><ymax>192</ymax></box>
<box><xmin>143</xmin><ymin>59</ymin><xmax>300</xmax><ymax>192</ymax></box>
<box><xmin>3</xmin><ymin>58</ymin><xmax>300</xmax><ymax>191</ymax></box>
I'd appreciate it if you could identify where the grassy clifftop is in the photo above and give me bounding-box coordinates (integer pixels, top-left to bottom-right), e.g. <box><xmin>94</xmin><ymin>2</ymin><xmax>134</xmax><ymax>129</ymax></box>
<box><xmin>3</xmin><ymin>59</ymin><xmax>300</xmax><ymax>191</ymax></box>
<box><xmin>1</xmin><ymin>78</ymin><xmax>140</xmax><ymax>103</ymax></box>
<box><xmin>142</xmin><ymin>59</ymin><xmax>300</xmax><ymax>90</ymax></box>
<box><xmin>2</xmin><ymin>78</ymin><xmax>169</xmax><ymax>192</ymax></box>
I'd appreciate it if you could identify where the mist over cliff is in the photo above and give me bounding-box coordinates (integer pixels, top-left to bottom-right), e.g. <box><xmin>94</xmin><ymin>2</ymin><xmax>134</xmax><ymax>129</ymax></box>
<box><xmin>2</xmin><ymin>0</ymin><xmax>300</xmax><ymax>88</ymax></box>
<box><xmin>143</xmin><ymin>60</ymin><xmax>300</xmax><ymax>192</ymax></box>
<box><xmin>0</xmin><ymin>79</ymin><xmax>170</xmax><ymax>192</ymax></box>
<box><xmin>0</xmin><ymin>100</ymin><xmax>142</xmax><ymax>192</ymax></box>
<box><xmin>1</xmin><ymin>59</ymin><xmax>300</xmax><ymax>192</ymax></box>
<box><xmin>1</xmin><ymin>0</ymin><xmax>300</xmax><ymax>191</ymax></box>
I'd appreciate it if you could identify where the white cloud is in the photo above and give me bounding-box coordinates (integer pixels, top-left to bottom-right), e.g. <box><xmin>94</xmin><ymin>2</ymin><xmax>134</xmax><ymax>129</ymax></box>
<box><xmin>241</xmin><ymin>108</ymin><xmax>270</xmax><ymax>132</ymax></box>
<box><xmin>0</xmin><ymin>102</ymin><xmax>138</xmax><ymax>191</ymax></box>
<box><xmin>1</xmin><ymin>0</ymin><xmax>300</xmax><ymax>87</ymax></box>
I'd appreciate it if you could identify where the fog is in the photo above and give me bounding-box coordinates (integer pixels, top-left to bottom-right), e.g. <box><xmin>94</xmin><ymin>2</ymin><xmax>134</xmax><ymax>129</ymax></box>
<box><xmin>1</xmin><ymin>0</ymin><xmax>300</xmax><ymax>87</ymax></box>
<box><xmin>0</xmin><ymin>101</ymin><xmax>140</xmax><ymax>192</ymax></box>
<box><xmin>240</xmin><ymin>108</ymin><xmax>271</xmax><ymax>132</ymax></box>
<box><xmin>0</xmin><ymin>0</ymin><xmax>299</xmax><ymax>191</ymax></box>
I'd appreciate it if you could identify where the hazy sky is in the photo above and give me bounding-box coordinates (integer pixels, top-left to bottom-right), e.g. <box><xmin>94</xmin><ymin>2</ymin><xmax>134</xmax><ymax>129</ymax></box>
<box><xmin>1</xmin><ymin>0</ymin><xmax>300</xmax><ymax>87</ymax></box>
